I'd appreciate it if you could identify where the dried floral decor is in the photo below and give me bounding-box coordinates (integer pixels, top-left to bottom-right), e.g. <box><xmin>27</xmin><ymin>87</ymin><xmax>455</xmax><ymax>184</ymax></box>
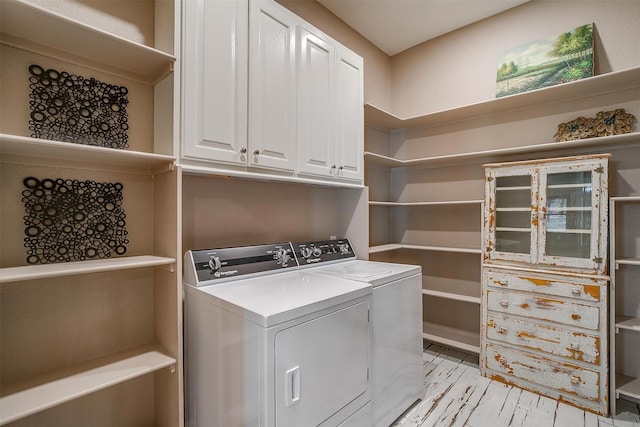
<box><xmin>554</xmin><ymin>109</ymin><xmax>636</xmax><ymax>142</ymax></box>
<box><xmin>22</xmin><ymin>177</ymin><xmax>128</xmax><ymax>264</ymax></box>
<box><xmin>28</xmin><ymin>64</ymin><xmax>129</xmax><ymax>148</ymax></box>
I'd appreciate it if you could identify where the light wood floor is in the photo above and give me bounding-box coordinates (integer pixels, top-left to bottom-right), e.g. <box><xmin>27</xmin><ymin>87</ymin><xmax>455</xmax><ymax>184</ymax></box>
<box><xmin>394</xmin><ymin>344</ymin><xmax>640</xmax><ymax>427</ymax></box>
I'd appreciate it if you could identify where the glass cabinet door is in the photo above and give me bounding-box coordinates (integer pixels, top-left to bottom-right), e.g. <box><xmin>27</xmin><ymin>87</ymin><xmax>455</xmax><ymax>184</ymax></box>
<box><xmin>538</xmin><ymin>163</ymin><xmax>605</xmax><ymax>271</ymax></box>
<box><xmin>485</xmin><ymin>166</ymin><xmax>538</xmax><ymax>264</ymax></box>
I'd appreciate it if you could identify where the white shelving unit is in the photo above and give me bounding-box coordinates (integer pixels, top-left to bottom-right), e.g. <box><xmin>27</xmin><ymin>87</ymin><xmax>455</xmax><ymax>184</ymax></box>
<box><xmin>610</xmin><ymin>196</ymin><xmax>640</xmax><ymax>415</ymax></box>
<box><xmin>0</xmin><ymin>0</ymin><xmax>182</xmax><ymax>425</ymax></box>
<box><xmin>364</xmin><ymin>67</ymin><xmax>640</xmax><ymax>359</ymax></box>
<box><xmin>0</xmin><ymin>0</ymin><xmax>175</xmax><ymax>83</ymax></box>
<box><xmin>0</xmin><ymin>345</ymin><xmax>176</xmax><ymax>426</ymax></box>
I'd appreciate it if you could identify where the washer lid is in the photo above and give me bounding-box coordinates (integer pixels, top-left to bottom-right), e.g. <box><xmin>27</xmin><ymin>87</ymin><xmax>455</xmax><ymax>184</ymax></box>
<box><xmin>313</xmin><ymin>260</ymin><xmax>421</xmax><ymax>286</ymax></box>
<box><xmin>186</xmin><ymin>270</ymin><xmax>371</xmax><ymax>327</ymax></box>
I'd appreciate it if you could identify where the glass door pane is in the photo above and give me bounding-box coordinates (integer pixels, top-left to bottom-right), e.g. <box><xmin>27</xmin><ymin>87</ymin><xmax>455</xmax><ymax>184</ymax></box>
<box><xmin>544</xmin><ymin>171</ymin><xmax>593</xmax><ymax>258</ymax></box>
<box><xmin>495</xmin><ymin>175</ymin><xmax>532</xmax><ymax>254</ymax></box>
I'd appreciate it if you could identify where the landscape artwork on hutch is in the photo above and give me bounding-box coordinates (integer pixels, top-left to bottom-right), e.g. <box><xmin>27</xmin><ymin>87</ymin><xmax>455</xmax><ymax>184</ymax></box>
<box><xmin>495</xmin><ymin>23</ymin><xmax>594</xmax><ymax>97</ymax></box>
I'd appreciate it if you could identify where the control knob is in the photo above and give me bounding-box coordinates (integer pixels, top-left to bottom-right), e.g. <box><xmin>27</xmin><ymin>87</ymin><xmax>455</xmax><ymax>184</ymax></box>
<box><xmin>276</xmin><ymin>248</ymin><xmax>290</xmax><ymax>266</ymax></box>
<box><xmin>312</xmin><ymin>247</ymin><xmax>322</xmax><ymax>258</ymax></box>
<box><xmin>301</xmin><ymin>247</ymin><xmax>313</xmax><ymax>258</ymax></box>
<box><xmin>338</xmin><ymin>243</ymin><xmax>350</xmax><ymax>255</ymax></box>
<box><xmin>208</xmin><ymin>256</ymin><xmax>222</xmax><ymax>272</ymax></box>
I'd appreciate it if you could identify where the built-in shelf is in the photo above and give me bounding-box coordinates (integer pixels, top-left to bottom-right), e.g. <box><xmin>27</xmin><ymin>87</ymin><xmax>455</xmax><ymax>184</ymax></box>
<box><xmin>0</xmin><ymin>0</ymin><xmax>175</xmax><ymax>83</ymax></box>
<box><xmin>422</xmin><ymin>321</ymin><xmax>480</xmax><ymax>354</ymax></box>
<box><xmin>616</xmin><ymin>257</ymin><xmax>640</xmax><ymax>268</ymax></box>
<box><xmin>370</xmin><ymin>200</ymin><xmax>482</xmax><ymax>207</ymax></box>
<box><xmin>0</xmin><ymin>134</ymin><xmax>175</xmax><ymax>174</ymax></box>
<box><xmin>0</xmin><ymin>255</ymin><xmax>176</xmax><ymax>284</ymax></box>
<box><xmin>616</xmin><ymin>374</ymin><xmax>640</xmax><ymax>402</ymax></box>
<box><xmin>365</xmin><ymin>132</ymin><xmax>639</xmax><ymax>169</ymax></box>
<box><xmin>365</xmin><ymin>67</ymin><xmax>640</xmax><ymax>132</ymax></box>
<box><xmin>370</xmin><ymin>243</ymin><xmax>482</xmax><ymax>255</ymax></box>
<box><xmin>0</xmin><ymin>344</ymin><xmax>176</xmax><ymax>425</ymax></box>
<box><xmin>615</xmin><ymin>315</ymin><xmax>640</xmax><ymax>333</ymax></box>
<box><xmin>422</xmin><ymin>289</ymin><xmax>480</xmax><ymax>305</ymax></box>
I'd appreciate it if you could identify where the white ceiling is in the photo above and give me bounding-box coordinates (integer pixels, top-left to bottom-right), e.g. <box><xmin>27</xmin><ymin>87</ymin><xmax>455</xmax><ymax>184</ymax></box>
<box><xmin>317</xmin><ymin>0</ymin><xmax>530</xmax><ymax>56</ymax></box>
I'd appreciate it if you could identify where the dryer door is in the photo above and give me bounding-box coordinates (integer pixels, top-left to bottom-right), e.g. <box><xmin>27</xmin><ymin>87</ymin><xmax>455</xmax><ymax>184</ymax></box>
<box><xmin>275</xmin><ymin>300</ymin><xmax>369</xmax><ymax>426</ymax></box>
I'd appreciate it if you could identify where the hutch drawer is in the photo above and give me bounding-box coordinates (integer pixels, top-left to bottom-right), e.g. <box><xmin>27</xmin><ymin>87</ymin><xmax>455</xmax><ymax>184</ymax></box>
<box><xmin>486</xmin><ymin>289</ymin><xmax>600</xmax><ymax>330</ymax></box>
<box><xmin>486</xmin><ymin>313</ymin><xmax>600</xmax><ymax>364</ymax></box>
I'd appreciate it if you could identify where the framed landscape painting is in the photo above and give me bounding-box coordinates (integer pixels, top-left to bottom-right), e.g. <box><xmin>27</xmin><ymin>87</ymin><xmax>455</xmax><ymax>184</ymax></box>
<box><xmin>496</xmin><ymin>23</ymin><xmax>594</xmax><ymax>98</ymax></box>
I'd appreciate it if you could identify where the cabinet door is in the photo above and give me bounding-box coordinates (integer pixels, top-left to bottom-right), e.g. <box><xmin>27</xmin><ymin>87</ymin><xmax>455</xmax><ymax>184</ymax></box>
<box><xmin>296</xmin><ymin>26</ymin><xmax>335</xmax><ymax>178</ymax></box>
<box><xmin>538</xmin><ymin>161</ymin><xmax>607</xmax><ymax>271</ymax></box>
<box><xmin>334</xmin><ymin>45</ymin><xmax>364</xmax><ymax>182</ymax></box>
<box><xmin>249</xmin><ymin>0</ymin><xmax>297</xmax><ymax>172</ymax></box>
<box><xmin>182</xmin><ymin>0</ymin><xmax>248</xmax><ymax>165</ymax></box>
<box><xmin>485</xmin><ymin>165</ymin><xmax>538</xmax><ymax>264</ymax></box>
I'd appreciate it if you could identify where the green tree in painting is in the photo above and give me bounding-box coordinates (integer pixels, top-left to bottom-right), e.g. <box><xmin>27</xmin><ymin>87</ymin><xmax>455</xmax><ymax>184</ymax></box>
<box><xmin>548</xmin><ymin>24</ymin><xmax>593</xmax><ymax>81</ymax></box>
<box><xmin>496</xmin><ymin>61</ymin><xmax>519</xmax><ymax>90</ymax></box>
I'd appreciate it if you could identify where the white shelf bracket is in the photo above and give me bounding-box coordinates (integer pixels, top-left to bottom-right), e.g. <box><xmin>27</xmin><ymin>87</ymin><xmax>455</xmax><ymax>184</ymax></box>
<box><xmin>169</xmin><ymin>363</ymin><xmax>176</xmax><ymax>374</ymax></box>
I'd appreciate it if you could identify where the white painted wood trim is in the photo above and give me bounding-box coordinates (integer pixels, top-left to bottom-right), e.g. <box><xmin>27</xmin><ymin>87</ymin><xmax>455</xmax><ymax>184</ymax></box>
<box><xmin>364</xmin><ymin>133</ymin><xmax>636</xmax><ymax>169</ymax></box>
<box><xmin>422</xmin><ymin>321</ymin><xmax>480</xmax><ymax>354</ymax></box>
<box><xmin>0</xmin><ymin>345</ymin><xmax>176</xmax><ymax>425</ymax></box>
<box><xmin>369</xmin><ymin>200</ymin><xmax>482</xmax><ymax>206</ymax></box>
<box><xmin>616</xmin><ymin>374</ymin><xmax>640</xmax><ymax>401</ymax></box>
<box><xmin>369</xmin><ymin>243</ymin><xmax>481</xmax><ymax>254</ymax></box>
<box><xmin>364</xmin><ymin>67</ymin><xmax>640</xmax><ymax>132</ymax></box>
<box><xmin>0</xmin><ymin>256</ymin><xmax>176</xmax><ymax>283</ymax></box>
<box><xmin>422</xmin><ymin>289</ymin><xmax>481</xmax><ymax>305</ymax></box>
<box><xmin>0</xmin><ymin>134</ymin><xmax>175</xmax><ymax>173</ymax></box>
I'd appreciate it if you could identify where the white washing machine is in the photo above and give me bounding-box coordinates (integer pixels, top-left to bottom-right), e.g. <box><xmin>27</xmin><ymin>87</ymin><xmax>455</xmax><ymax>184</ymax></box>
<box><xmin>293</xmin><ymin>240</ymin><xmax>425</xmax><ymax>427</ymax></box>
<box><xmin>183</xmin><ymin>242</ymin><xmax>372</xmax><ymax>427</ymax></box>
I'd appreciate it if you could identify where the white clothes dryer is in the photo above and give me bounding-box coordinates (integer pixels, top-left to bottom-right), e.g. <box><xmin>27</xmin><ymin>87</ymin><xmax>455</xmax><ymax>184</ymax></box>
<box><xmin>183</xmin><ymin>242</ymin><xmax>372</xmax><ymax>427</ymax></box>
<box><xmin>293</xmin><ymin>240</ymin><xmax>425</xmax><ymax>427</ymax></box>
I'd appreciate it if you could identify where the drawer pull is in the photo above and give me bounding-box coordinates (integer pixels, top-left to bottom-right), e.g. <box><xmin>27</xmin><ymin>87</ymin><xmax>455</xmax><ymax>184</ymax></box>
<box><xmin>498</xmin><ymin>327</ymin><xmax>508</xmax><ymax>334</ymax></box>
<box><xmin>571</xmin><ymin>288</ymin><xmax>582</xmax><ymax>296</ymax></box>
<box><xmin>499</xmin><ymin>300</ymin><xmax>509</xmax><ymax>307</ymax></box>
<box><xmin>569</xmin><ymin>342</ymin><xmax>580</xmax><ymax>350</ymax></box>
<box><xmin>570</xmin><ymin>375</ymin><xmax>581</xmax><ymax>385</ymax></box>
<box><xmin>571</xmin><ymin>313</ymin><xmax>582</xmax><ymax>321</ymax></box>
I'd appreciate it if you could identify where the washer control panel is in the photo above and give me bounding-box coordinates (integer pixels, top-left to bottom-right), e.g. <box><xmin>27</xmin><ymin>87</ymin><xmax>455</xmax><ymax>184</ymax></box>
<box><xmin>188</xmin><ymin>242</ymin><xmax>296</xmax><ymax>284</ymax></box>
<box><xmin>292</xmin><ymin>238</ymin><xmax>355</xmax><ymax>266</ymax></box>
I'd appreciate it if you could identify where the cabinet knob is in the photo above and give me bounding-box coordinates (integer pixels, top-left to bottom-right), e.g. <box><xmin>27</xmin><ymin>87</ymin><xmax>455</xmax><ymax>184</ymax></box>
<box><xmin>497</xmin><ymin>327</ymin><xmax>507</xmax><ymax>334</ymax></box>
<box><xmin>571</xmin><ymin>288</ymin><xmax>582</xmax><ymax>296</ymax></box>
<box><xmin>253</xmin><ymin>150</ymin><xmax>260</xmax><ymax>156</ymax></box>
<box><xmin>240</xmin><ymin>147</ymin><xmax>247</xmax><ymax>154</ymax></box>
<box><xmin>569</xmin><ymin>342</ymin><xmax>580</xmax><ymax>350</ymax></box>
<box><xmin>570</xmin><ymin>375</ymin><xmax>581</xmax><ymax>385</ymax></box>
<box><xmin>499</xmin><ymin>300</ymin><xmax>509</xmax><ymax>308</ymax></box>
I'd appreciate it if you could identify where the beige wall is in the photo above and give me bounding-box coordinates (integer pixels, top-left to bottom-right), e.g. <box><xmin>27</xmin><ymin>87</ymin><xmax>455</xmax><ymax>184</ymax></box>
<box><xmin>390</xmin><ymin>0</ymin><xmax>640</xmax><ymax>117</ymax></box>
<box><xmin>277</xmin><ymin>0</ymin><xmax>392</xmax><ymax>110</ymax></box>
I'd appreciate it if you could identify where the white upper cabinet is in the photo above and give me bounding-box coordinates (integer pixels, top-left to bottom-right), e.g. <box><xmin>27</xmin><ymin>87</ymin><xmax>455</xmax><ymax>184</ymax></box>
<box><xmin>296</xmin><ymin>26</ymin><xmax>335</xmax><ymax>178</ymax></box>
<box><xmin>248</xmin><ymin>0</ymin><xmax>297</xmax><ymax>172</ymax></box>
<box><xmin>483</xmin><ymin>154</ymin><xmax>609</xmax><ymax>273</ymax></box>
<box><xmin>296</xmin><ymin>29</ymin><xmax>364</xmax><ymax>183</ymax></box>
<box><xmin>181</xmin><ymin>0</ymin><xmax>364</xmax><ymax>185</ymax></box>
<box><xmin>334</xmin><ymin>45</ymin><xmax>364</xmax><ymax>182</ymax></box>
<box><xmin>182</xmin><ymin>0</ymin><xmax>248</xmax><ymax>166</ymax></box>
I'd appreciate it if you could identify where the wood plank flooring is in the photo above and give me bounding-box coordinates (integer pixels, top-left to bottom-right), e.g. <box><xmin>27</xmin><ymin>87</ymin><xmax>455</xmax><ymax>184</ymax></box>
<box><xmin>393</xmin><ymin>344</ymin><xmax>640</xmax><ymax>427</ymax></box>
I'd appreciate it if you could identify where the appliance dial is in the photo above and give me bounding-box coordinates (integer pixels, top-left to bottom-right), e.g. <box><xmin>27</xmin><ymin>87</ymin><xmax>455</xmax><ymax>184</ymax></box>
<box><xmin>312</xmin><ymin>247</ymin><xmax>322</xmax><ymax>257</ymax></box>
<box><xmin>275</xmin><ymin>248</ymin><xmax>290</xmax><ymax>265</ymax></box>
<box><xmin>208</xmin><ymin>256</ymin><xmax>222</xmax><ymax>272</ymax></box>
<box><xmin>338</xmin><ymin>243</ymin><xmax>350</xmax><ymax>254</ymax></box>
<box><xmin>301</xmin><ymin>247</ymin><xmax>313</xmax><ymax>258</ymax></box>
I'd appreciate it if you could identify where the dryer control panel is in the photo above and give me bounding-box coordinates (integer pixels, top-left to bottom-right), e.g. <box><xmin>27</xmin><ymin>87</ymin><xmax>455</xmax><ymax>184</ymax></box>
<box><xmin>292</xmin><ymin>239</ymin><xmax>356</xmax><ymax>266</ymax></box>
<box><xmin>186</xmin><ymin>242</ymin><xmax>296</xmax><ymax>285</ymax></box>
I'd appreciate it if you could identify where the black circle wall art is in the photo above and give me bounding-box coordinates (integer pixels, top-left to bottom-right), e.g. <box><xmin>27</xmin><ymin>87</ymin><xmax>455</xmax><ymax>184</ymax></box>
<box><xmin>28</xmin><ymin>64</ymin><xmax>129</xmax><ymax>149</ymax></box>
<box><xmin>22</xmin><ymin>177</ymin><xmax>129</xmax><ymax>265</ymax></box>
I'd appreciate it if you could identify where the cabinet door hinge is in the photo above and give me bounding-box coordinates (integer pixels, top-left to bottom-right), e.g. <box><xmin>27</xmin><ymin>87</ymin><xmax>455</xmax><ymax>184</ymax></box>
<box><xmin>595</xmin><ymin>166</ymin><xmax>604</xmax><ymax>174</ymax></box>
<box><xmin>487</xmin><ymin>176</ymin><xmax>494</xmax><ymax>182</ymax></box>
<box><xmin>593</xmin><ymin>257</ymin><xmax>603</xmax><ymax>263</ymax></box>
